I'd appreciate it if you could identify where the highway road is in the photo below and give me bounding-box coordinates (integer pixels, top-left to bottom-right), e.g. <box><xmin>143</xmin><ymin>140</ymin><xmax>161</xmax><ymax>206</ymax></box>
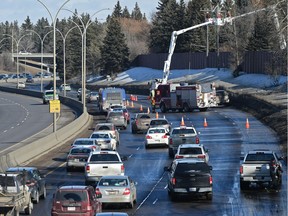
<box><xmin>26</xmin><ymin>98</ymin><xmax>287</xmax><ymax>216</ymax></box>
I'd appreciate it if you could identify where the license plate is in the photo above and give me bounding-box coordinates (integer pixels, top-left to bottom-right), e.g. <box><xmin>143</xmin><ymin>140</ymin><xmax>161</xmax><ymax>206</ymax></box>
<box><xmin>67</xmin><ymin>206</ymin><xmax>75</xmax><ymax>211</ymax></box>
<box><xmin>74</xmin><ymin>159</ymin><xmax>79</xmax><ymax>162</ymax></box>
<box><xmin>155</xmin><ymin>140</ymin><xmax>160</xmax><ymax>142</ymax></box>
<box><xmin>189</xmin><ymin>188</ymin><xmax>196</xmax><ymax>192</ymax></box>
<box><xmin>109</xmin><ymin>191</ymin><xmax>117</xmax><ymax>195</ymax></box>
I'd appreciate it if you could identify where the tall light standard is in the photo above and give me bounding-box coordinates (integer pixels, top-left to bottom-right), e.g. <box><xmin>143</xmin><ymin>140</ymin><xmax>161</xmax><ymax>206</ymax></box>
<box><xmin>55</xmin><ymin>26</ymin><xmax>78</xmax><ymax>97</ymax></box>
<box><xmin>26</xmin><ymin>29</ymin><xmax>53</xmax><ymax>92</ymax></box>
<box><xmin>62</xmin><ymin>8</ymin><xmax>109</xmax><ymax>111</ymax></box>
<box><xmin>37</xmin><ymin>0</ymin><xmax>70</xmax><ymax>132</ymax></box>
<box><xmin>3</xmin><ymin>33</ymin><xmax>30</xmax><ymax>88</ymax></box>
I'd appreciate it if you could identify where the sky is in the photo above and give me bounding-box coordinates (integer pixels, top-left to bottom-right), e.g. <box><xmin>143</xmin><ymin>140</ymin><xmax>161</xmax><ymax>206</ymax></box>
<box><xmin>0</xmin><ymin>0</ymin><xmax>160</xmax><ymax>24</ymax></box>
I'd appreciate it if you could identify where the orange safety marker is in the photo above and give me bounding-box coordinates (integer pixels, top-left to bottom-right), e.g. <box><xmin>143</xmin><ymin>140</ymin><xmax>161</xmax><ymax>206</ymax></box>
<box><xmin>204</xmin><ymin>118</ymin><xmax>208</xmax><ymax>127</ymax></box>
<box><xmin>140</xmin><ymin>104</ymin><xmax>143</xmax><ymax>111</ymax></box>
<box><xmin>131</xmin><ymin>101</ymin><xmax>134</xmax><ymax>108</ymax></box>
<box><xmin>147</xmin><ymin>107</ymin><xmax>150</xmax><ymax>114</ymax></box>
<box><xmin>135</xmin><ymin>96</ymin><xmax>138</xmax><ymax>101</ymax></box>
<box><xmin>180</xmin><ymin>116</ymin><xmax>185</xmax><ymax>126</ymax></box>
<box><xmin>156</xmin><ymin>112</ymin><xmax>159</xmax><ymax>119</ymax></box>
<box><xmin>246</xmin><ymin>118</ymin><xmax>250</xmax><ymax>129</ymax></box>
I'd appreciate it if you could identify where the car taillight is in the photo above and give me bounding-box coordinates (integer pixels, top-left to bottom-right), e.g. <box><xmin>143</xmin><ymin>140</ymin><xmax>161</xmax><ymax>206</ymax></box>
<box><xmin>95</xmin><ymin>188</ymin><xmax>101</xmax><ymax>196</ymax></box>
<box><xmin>67</xmin><ymin>155</ymin><xmax>74</xmax><ymax>159</ymax></box>
<box><xmin>169</xmin><ymin>139</ymin><xmax>173</xmax><ymax>145</ymax></box>
<box><xmin>196</xmin><ymin>137</ymin><xmax>200</xmax><ymax>144</ymax></box>
<box><xmin>171</xmin><ymin>178</ymin><xmax>176</xmax><ymax>185</ymax></box>
<box><xmin>175</xmin><ymin>155</ymin><xmax>183</xmax><ymax>159</ymax></box>
<box><xmin>121</xmin><ymin>165</ymin><xmax>125</xmax><ymax>174</ymax></box>
<box><xmin>240</xmin><ymin>166</ymin><xmax>243</xmax><ymax>174</ymax></box>
<box><xmin>162</xmin><ymin>135</ymin><xmax>168</xmax><ymax>138</ymax></box>
<box><xmin>86</xmin><ymin>165</ymin><xmax>90</xmax><ymax>173</ymax></box>
<box><xmin>198</xmin><ymin>155</ymin><xmax>205</xmax><ymax>159</ymax></box>
<box><xmin>123</xmin><ymin>188</ymin><xmax>130</xmax><ymax>195</ymax></box>
<box><xmin>146</xmin><ymin>135</ymin><xmax>152</xmax><ymax>139</ymax></box>
<box><xmin>209</xmin><ymin>176</ymin><xmax>213</xmax><ymax>185</ymax></box>
<box><xmin>87</xmin><ymin>205</ymin><xmax>92</xmax><ymax>211</ymax></box>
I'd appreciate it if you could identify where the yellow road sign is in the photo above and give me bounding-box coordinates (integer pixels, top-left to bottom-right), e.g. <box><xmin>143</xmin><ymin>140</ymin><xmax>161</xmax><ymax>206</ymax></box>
<box><xmin>49</xmin><ymin>100</ymin><xmax>60</xmax><ymax>113</ymax></box>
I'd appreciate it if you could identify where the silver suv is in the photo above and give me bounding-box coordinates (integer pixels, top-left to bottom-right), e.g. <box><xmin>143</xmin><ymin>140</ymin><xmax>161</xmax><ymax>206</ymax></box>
<box><xmin>174</xmin><ymin>144</ymin><xmax>209</xmax><ymax>163</ymax></box>
<box><xmin>168</xmin><ymin>126</ymin><xmax>200</xmax><ymax>158</ymax></box>
<box><xmin>149</xmin><ymin>118</ymin><xmax>171</xmax><ymax>132</ymax></box>
<box><xmin>95</xmin><ymin>123</ymin><xmax>120</xmax><ymax>146</ymax></box>
<box><xmin>106</xmin><ymin>110</ymin><xmax>127</xmax><ymax>130</ymax></box>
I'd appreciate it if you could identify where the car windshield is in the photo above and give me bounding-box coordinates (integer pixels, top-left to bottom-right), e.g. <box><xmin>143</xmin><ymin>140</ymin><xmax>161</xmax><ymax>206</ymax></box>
<box><xmin>172</xmin><ymin>129</ymin><xmax>196</xmax><ymax>135</ymax></box>
<box><xmin>91</xmin><ymin>133</ymin><xmax>109</xmax><ymax>139</ymax></box>
<box><xmin>98</xmin><ymin>126</ymin><xmax>111</xmax><ymax>130</ymax></box>
<box><xmin>71</xmin><ymin>148</ymin><xmax>92</xmax><ymax>154</ymax></box>
<box><xmin>90</xmin><ymin>154</ymin><xmax>119</xmax><ymax>162</ymax></box>
<box><xmin>148</xmin><ymin>128</ymin><xmax>166</xmax><ymax>134</ymax></box>
<box><xmin>99</xmin><ymin>178</ymin><xmax>128</xmax><ymax>187</ymax></box>
<box><xmin>175</xmin><ymin>163</ymin><xmax>210</xmax><ymax>175</ymax></box>
<box><xmin>245</xmin><ymin>153</ymin><xmax>274</xmax><ymax>161</ymax></box>
<box><xmin>139</xmin><ymin>115</ymin><xmax>151</xmax><ymax>119</ymax></box>
<box><xmin>179</xmin><ymin>147</ymin><xmax>202</xmax><ymax>154</ymax></box>
<box><xmin>150</xmin><ymin>120</ymin><xmax>168</xmax><ymax>125</ymax></box>
<box><xmin>74</xmin><ymin>140</ymin><xmax>94</xmax><ymax>145</ymax></box>
<box><xmin>55</xmin><ymin>191</ymin><xmax>87</xmax><ymax>202</ymax></box>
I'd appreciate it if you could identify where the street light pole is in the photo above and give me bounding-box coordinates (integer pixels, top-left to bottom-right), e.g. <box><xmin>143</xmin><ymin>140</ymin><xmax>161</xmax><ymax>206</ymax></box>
<box><xmin>3</xmin><ymin>34</ymin><xmax>29</xmax><ymax>88</ymax></box>
<box><xmin>37</xmin><ymin>0</ymin><xmax>70</xmax><ymax>132</ymax></box>
<box><xmin>26</xmin><ymin>29</ymin><xmax>53</xmax><ymax>92</ymax></box>
<box><xmin>55</xmin><ymin>26</ymin><xmax>78</xmax><ymax>97</ymax></box>
<box><xmin>62</xmin><ymin>8</ymin><xmax>109</xmax><ymax>112</ymax></box>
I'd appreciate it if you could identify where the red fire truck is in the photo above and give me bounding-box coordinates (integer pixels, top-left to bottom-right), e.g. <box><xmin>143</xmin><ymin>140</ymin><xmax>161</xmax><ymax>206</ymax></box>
<box><xmin>153</xmin><ymin>82</ymin><xmax>217</xmax><ymax>113</ymax></box>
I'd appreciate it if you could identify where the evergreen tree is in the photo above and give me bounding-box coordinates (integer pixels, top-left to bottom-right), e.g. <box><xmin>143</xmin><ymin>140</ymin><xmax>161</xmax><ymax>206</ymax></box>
<box><xmin>131</xmin><ymin>2</ymin><xmax>143</xmax><ymax>20</ymax></box>
<box><xmin>112</xmin><ymin>1</ymin><xmax>122</xmax><ymax>18</ymax></box>
<box><xmin>100</xmin><ymin>18</ymin><xmax>129</xmax><ymax>75</ymax></box>
<box><xmin>122</xmin><ymin>6</ymin><xmax>130</xmax><ymax>18</ymax></box>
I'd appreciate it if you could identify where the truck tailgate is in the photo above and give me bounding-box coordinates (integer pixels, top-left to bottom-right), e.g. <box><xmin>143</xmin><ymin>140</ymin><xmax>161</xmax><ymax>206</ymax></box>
<box><xmin>90</xmin><ymin>162</ymin><xmax>123</xmax><ymax>176</ymax></box>
<box><xmin>242</xmin><ymin>163</ymin><xmax>270</xmax><ymax>177</ymax></box>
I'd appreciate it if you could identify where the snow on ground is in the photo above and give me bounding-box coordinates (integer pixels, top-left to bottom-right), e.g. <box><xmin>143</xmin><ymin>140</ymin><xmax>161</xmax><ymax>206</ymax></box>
<box><xmin>91</xmin><ymin>67</ymin><xmax>287</xmax><ymax>89</ymax></box>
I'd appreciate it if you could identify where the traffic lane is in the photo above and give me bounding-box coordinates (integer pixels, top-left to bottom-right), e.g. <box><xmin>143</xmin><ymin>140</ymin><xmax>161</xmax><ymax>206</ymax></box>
<box><xmin>0</xmin><ymin>92</ymin><xmax>52</xmax><ymax>151</ymax></box>
<box><xmin>133</xmin><ymin>108</ymin><xmax>286</xmax><ymax>216</ymax></box>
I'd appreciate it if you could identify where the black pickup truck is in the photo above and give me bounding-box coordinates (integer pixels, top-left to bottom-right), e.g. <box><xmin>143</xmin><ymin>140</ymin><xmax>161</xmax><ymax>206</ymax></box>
<box><xmin>164</xmin><ymin>159</ymin><xmax>213</xmax><ymax>201</ymax></box>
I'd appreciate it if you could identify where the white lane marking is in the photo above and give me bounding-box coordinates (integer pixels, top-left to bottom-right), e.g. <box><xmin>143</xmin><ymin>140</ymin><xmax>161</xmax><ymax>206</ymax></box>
<box><xmin>3</xmin><ymin>130</ymin><xmax>7</xmax><ymax>133</ymax></box>
<box><xmin>153</xmin><ymin>198</ymin><xmax>158</xmax><ymax>205</ymax></box>
<box><xmin>137</xmin><ymin>147</ymin><xmax>140</xmax><ymax>150</ymax></box>
<box><xmin>164</xmin><ymin>184</ymin><xmax>168</xmax><ymax>189</ymax></box>
<box><xmin>128</xmin><ymin>154</ymin><xmax>133</xmax><ymax>158</ymax></box>
<box><xmin>136</xmin><ymin>173</ymin><xmax>165</xmax><ymax>211</ymax></box>
<box><xmin>17</xmin><ymin>124</ymin><xmax>20</xmax><ymax>126</ymax></box>
<box><xmin>45</xmin><ymin>162</ymin><xmax>66</xmax><ymax>176</ymax></box>
<box><xmin>11</xmin><ymin>126</ymin><xmax>14</xmax><ymax>129</ymax></box>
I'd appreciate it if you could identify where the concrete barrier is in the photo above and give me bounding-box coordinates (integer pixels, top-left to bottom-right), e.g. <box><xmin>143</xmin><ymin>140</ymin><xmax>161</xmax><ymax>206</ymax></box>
<box><xmin>0</xmin><ymin>87</ymin><xmax>92</xmax><ymax>172</ymax></box>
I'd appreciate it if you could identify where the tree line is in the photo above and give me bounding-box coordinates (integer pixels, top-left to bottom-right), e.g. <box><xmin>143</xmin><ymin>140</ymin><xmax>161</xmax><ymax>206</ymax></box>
<box><xmin>0</xmin><ymin>0</ymin><xmax>286</xmax><ymax>80</ymax></box>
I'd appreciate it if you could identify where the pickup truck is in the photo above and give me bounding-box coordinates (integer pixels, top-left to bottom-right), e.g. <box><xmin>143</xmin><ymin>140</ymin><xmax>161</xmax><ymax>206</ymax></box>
<box><xmin>167</xmin><ymin>126</ymin><xmax>200</xmax><ymax>158</ymax></box>
<box><xmin>240</xmin><ymin>150</ymin><xmax>283</xmax><ymax>190</ymax></box>
<box><xmin>0</xmin><ymin>172</ymin><xmax>33</xmax><ymax>215</ymax></box>
<box><xmin>164</xmin><ymin>158</ymin><xmax>213</xmax><ymax>201</ymax></box>
<box><xmin>84</xmin><ymin>151</ymin><xmax>126</xmax><ymax>185</ymax></box>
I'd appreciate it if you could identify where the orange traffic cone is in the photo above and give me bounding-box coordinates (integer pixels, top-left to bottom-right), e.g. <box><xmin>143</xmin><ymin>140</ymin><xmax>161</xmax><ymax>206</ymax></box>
<box><xmin>135</xmin><ymin>96</ymin><xmax>138</xmax><ymax>101</ymax></box>
<box><xmin>180</xmin><ymin>116</ymin><xmax>185</xmax><ymax>126</ymax></box>
<box><xmin>204</xmin><ymin>118</ymin><xmax>208</xmax><ymax>127</ymax></box>
<box><xmin>246</xmin><ymin>118</ymin><xmax>250</xmax><ymax>129</ymax></box>
<box><xmin>140</xmin><ymin>104</ymin><xmax>143</xmax><ymax>111</ymax></box>
<box><xmin>147</xmin><ymin>107</ymin><xmax>150</xmax><ymax>114</ymax></box>
<box><xmin>156</xmin><ymin>112</ymin><xmax>159</xmax><ymax>119</ymax></box>
<box><xmin>131</xmin><ymin>101</ymin><xmax>134</xmax><ymax>108</ymax></box>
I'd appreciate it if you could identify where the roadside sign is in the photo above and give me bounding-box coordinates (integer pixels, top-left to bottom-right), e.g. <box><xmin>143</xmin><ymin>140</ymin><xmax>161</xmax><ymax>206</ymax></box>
<box><xmin>49</xmin><ymin>100</ymin><xmax>60</xmax><ymax>113</ymax></box>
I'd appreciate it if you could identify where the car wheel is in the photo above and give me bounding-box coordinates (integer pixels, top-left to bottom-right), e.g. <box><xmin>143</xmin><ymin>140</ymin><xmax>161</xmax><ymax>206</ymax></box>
<box><xmin>128</xmin><ymin>200</ymin><xmax>134</xmax><ymax>209</ymax></box>
<box><xmin>160</xmin><ymin>103</ymin><xmax>166</xmax><ymax>113</ymax></box>
<box><xmin>13</xmin><ymin>209</ymin><xmax>19</xmax><ymax>216</ymax></box>
<box><xmin>40</xmin><ymin>186</ymin><xmax>47</xmax><ymax>199</ymax></box>
<box><xmin>168</xmin><ymin>148</ymin><xmax>174</xmax><ymax>158</ymax></box>
<box><xmin>169</xmin><ymin>192</ymin><xmax>177</xmax><ymax>202</ymax></box>
<box><xmin>66</xmin><ymin>167</ymin><xmax>72</xmax><ymax>172</ymax></box>
<box><xmin>240</xmin><ymin>180</ymin><xmax>249</xmax><ymax>190</ymax></box>
<box><xmin>132</xmin><ymin>128</ymin><xmax>136</xmax><ymax>134</ymax></box>
<box><xmin>33</xmin><ymin>190</ymin><xmax>40</xmax><ymax>204</ymax></box>
<box><xmin>24</xmin><ymin>199</ymin><xmax>33</xmax><ymax>215</ymax></box>
<box><xmin>145</xmin><ymin>144</ymin><xmax>149</xmax><ymax>149</ymax></box>
<box><xmin>206</xmin><ymin>192</ymin><xmax>213</xmax><ymax>200</ymax></box>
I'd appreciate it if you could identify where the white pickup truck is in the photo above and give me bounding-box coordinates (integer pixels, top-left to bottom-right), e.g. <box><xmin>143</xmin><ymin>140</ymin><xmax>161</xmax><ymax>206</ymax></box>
<box><xmin>0</xmin><ymin>172</ymin><xmax>33</xmax><ymax>215</ymax></box>
<box><xmin>240</xmin><ymin>150</ymin><xmax>283</xmax><ymax>190</ymax></box>
<box><xmin>84</xmin><ymin>151</ymin><xmax>126</xmax><ymax>185</ymax></box>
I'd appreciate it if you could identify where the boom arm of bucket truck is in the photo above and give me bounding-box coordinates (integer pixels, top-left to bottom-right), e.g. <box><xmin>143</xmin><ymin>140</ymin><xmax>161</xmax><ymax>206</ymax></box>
<box><xmin>155</xmin><ymin>2</ymin><xmax>286</xmax><ymax>89</ymax></box>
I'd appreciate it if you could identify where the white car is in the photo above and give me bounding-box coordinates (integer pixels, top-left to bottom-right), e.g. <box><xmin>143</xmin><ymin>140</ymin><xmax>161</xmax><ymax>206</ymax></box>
<box><xmin>71</xmin><ymin>138</ymin><xmax>101</xmax><ymax>151</ymax></box>
<box><xmin>174</xmin><ymin>144</ymin><xmax>210</xmax><ymax>163</ymax></box>
<box><xmin>60</xmin><ymin>84</ymin><xmax>71</xmax><ymax>91</ymax></box>
<box><xmin>144</xmin><ymin>127</ymin><xmax>169</xmax><ymax>148</ymax></box>
<box><xmin>90</xmin><ymin>131</ymin><xmax>117</xmax><ymax>151</ymax></box>
<box><xmin>96</xmin><ymin>175</ymin><xmax>137</xmax><ymax>209</ymax></box>
<box><xmin>17</xmin><ymin>81</ymin><xmax>25</xmax><ymax>89</ymax></box>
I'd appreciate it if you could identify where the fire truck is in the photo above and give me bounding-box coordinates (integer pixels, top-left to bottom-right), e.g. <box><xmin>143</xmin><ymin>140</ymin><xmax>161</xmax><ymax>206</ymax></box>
<box><xmin>154</xmin><ymin>82</ymin><xmax>217</xmax><ymax>113</ymax></box>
